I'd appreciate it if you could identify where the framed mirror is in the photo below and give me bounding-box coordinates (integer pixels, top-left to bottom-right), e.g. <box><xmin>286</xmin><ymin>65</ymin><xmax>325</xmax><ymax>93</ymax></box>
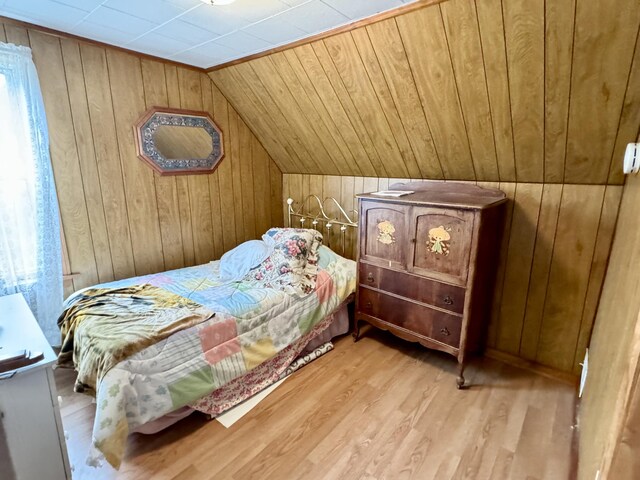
<box><xmin>134</xmin><ymin>107</ymin><xmax>224</xmax><ymax>176</ymax></box>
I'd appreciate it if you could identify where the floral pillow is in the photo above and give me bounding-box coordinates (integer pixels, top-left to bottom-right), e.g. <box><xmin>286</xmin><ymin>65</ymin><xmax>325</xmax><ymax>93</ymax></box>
<box><xmin>244</xmin><ymin>228</ymin><xmax>323</xmax><ymax>295</ymax></box>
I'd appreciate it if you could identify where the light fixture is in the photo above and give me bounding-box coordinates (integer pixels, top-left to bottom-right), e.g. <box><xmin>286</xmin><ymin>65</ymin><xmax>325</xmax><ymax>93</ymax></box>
<box><xmin>200</xmin><ymin>0</ymin><xmax>236</xmax><ymax>5</ymax></box>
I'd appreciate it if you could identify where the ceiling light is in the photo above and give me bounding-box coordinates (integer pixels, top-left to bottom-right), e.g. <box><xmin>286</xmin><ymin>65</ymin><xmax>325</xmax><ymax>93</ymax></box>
<box><xmin>200</xmin><ymin>0</ymin><xmax>237</xmax><ymax>5</ymax></box>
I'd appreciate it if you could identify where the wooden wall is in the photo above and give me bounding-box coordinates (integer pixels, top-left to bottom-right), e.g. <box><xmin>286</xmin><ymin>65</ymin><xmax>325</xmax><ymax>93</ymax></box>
<box><xmin>579</xmin><ymin>174</ymin><xmax>640</xmax><ymax>480</ymax></box>
<box><xmin>283</xmin><ymin>174</ymin><xmax>622</xmax><ymax>376</ymax></box>
<box><xmin>210</xmin><ymin>0</ymin><xmax>640</xmax><ymax>185</ymax></box>
<box><xmin>2</xmin><ymin>0</ymin><xmax>637</xmax><ymax>382</ymax></box>
<box><xmin>0</xmin><ymin>20</ymin><xmax>283</xmax><ymax>298</ymax></box>
<box><xmin>212</xmin><ymin>0</ymin><xmax>640</xmax><ymax>377</ymax></box>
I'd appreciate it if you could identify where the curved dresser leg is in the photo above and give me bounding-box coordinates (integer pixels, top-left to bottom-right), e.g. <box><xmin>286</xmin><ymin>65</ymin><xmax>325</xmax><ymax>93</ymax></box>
<box><xmin>456</xmin><ymin>362</ymin><xmax>466</xmax><ymax>389</ymax></box>
<box><xmin>352</xmin><ymin>319</ymin><xmax>361</xmax><ymax>342</ymax></box>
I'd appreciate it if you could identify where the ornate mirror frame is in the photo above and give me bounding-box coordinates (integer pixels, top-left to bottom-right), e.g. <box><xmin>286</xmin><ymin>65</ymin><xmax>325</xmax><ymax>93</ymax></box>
<box><xmin>133</xmin><ymin>106</ymin><xmax>224</xmax><ymax>176</ymax></box>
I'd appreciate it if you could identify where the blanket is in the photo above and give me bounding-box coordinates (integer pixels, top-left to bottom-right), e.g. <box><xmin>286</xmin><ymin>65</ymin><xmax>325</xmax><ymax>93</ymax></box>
<box><xmin>63</xmin><ymin>246</ymin><xmax>355</xmax><ymax>469</ymax></box>
<box><xmin>57</xmin><ymin>285</ymin><xmax>214</xmax><ymax>394</ymax></box>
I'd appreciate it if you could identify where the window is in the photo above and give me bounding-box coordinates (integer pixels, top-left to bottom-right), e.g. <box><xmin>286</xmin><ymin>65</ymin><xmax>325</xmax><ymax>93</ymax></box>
<box><xmin>0</xmin><ymin>72</ymin><xmax>38</xmax><ymax>282</ymax></box>
<box><xmin>0</xmin><ymin>42</ymin><xmax>62</xmax><ymax>344</ymax></box>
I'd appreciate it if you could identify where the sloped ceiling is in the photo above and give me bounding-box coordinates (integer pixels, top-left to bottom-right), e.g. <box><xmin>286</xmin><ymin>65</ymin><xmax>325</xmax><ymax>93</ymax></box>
<box><xmin>0</xmin><ymin>0</ymin><xmax>422</xmax><ymax>68</ymax></box>
<box><xmin>209</xmin><ymin>0</ymin><xmax>640</xmax><ymax>184</ymax></box>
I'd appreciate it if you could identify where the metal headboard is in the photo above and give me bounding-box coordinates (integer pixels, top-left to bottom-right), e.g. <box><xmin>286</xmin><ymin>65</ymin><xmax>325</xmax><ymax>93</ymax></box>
<box><xmin>286</xmin><ymin>195</ymin><xmax>358</xmax><ymax>255</ymax></box>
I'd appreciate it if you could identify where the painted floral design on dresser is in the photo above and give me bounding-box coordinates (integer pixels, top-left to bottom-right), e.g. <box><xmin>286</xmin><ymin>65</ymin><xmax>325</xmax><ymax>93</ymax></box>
<box><xmin>377</xmin><ymin>220</ymin><xmax>396</xmax><ymax>245</ymax></box>
<box><xmin>428</xmin><ymin>225</ymin><xmax>451</xmax><ymax>255</ymax></box>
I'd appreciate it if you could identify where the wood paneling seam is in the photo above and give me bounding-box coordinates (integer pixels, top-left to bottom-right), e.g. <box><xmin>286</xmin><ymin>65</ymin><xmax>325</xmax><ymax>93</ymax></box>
<box><xmin>83</xmin><ymin>47</ymin><xmax>121</xmax><ymax>277</ymax></box>
<box><xmin>264</xmin><ymin>55</ymin><xmax>341</xmax><ymax>174</ymax></box>
<box><xmin>282</xmin><ymin>49</ymin><xmax>364</xmax><ymax>176</ymax></box>
<box><xmin>247</xmin><ymin>61</ymin><xmax>323</xmax><ymax>174</ymax></box>
<box><xmin>152</xmin><ymin>62</ymin><xmax>174</xmax><ymax>269</ymax></box>
<box><xmin>348</xmin><ymin>30</ymin><xmax>413</xmax><ymax>178</ymax></box>
<box><xmin>569</xmin><ymin>185</ymin><xmax>608</xmax><ymax>368</ymax></box>
<box><xmin>558</xmin><ymin>0</ymin><xmax>578</xmax><ymax>184</ymax></box>
<box><xmin>103</xmin><ymin>50</ymin><xmax>138</xmax><ymax>275</ymax></box>
<box><xmin>605</xmin><ymin>23</ymin><xmax>640</xmax><ymax>181</ymax></box>
<box><xmin>57</xmin><ymin>35</ymin><xmax>102</xmax><ymax>282</ymax></box>
<box><xmin>516</xmin><ymin>182</ymin><xmax>548</xmax><ymax>355</ymax></box>
<box><xmin>437</xmin><ymin>4</ymin><xmax>478</xmax><ymax>181</ymax></box>
<box><xmin>499</xmin><ymin>0</ymin><xmax>518</xmax><ymax>182</ymax></box>
<box><xmin>531</xmin><ymin>181</ymin><xmax>565</xmax><ymax>364</ymax></box>
<box><xmin>78</xmin><ymin>44</ymin><xmax>117</xmax><ymax>281</ymax></box>
<box><xmin>472</xmin><ymin>0</ymin><xmax>503</xmax><ymax>181</ymax></box>
<box><xmin>292</xmin><ymin>46</ymin><xmax>376</xmax><ymax>175</ymax></box>
<box><xmin>571</xmin><ymin>185</ymin><xmax>623</xmax><ymax>369</ymax></box>
<box><xmin>138</xmin><ymin>58</ymin><xmax>167</xmax><ymax>272</ymax></box>
<box><xmin>391</xmin><ymin>17</ymin><xmax>446</xmax><ymax>179</ymax></box>
<box><xmin>313</xmin><ymin>41</ymin><xmax>388</xmax><ymax>177</ymax></box>
<box><xmin>360</xmin><ymin>28</ymin><xmax>425</xmax><ymax>177</ymax></box>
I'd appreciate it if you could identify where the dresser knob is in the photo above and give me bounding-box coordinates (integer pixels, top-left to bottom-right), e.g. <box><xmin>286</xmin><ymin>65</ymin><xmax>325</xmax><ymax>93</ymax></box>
<box><xmin>365</xmin><ymin>301</ymin><xmax>372</xmax><ymax>309</ymax></box>
<box><xmin>367</xmin><ymin>273</ymin><xmax>374</xmax><ymax>283</ymax></box>
<box><xmin>440</xmin><ymin>327</ymin><xmax>450</xmax><ymax>336</ymax></box>
<box><xmin>443</xmin><ymin>295</ymin><xmax>454</xmax><ymax>305</ymax></box>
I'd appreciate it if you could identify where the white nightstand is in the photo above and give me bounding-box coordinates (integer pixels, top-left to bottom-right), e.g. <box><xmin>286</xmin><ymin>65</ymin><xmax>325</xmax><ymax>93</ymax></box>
<box><xmin>0</xmin><ymin>293</ymin><xmax>71</xmax><ymax>480</ymax></box>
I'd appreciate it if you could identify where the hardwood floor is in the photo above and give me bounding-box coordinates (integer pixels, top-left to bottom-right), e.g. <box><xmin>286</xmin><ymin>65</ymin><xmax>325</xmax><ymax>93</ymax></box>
<box><xmin>55</xmin><ymin>328</ymin><xmax>576</xmax><ymax>479</ymax></box>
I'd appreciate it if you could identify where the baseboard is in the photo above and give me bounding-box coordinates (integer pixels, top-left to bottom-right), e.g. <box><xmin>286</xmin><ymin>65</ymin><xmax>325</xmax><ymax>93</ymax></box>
<box><xmin>484</xmin><ymin>348</ymin><xmax>580</xmax><ymax>387</ymax></box>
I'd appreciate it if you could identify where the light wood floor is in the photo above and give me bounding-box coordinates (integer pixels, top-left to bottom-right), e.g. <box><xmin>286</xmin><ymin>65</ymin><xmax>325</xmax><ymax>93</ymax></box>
<box><xmin>56</xmin><ymin>328</ymin><xmax>576</xmax><ymax>480</ymax></box>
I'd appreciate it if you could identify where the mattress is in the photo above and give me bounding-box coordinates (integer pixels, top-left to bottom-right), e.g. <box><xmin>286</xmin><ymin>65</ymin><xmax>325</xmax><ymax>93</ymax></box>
<box><xmin>67</xmin><ymin>245</ymin><xmax>356</xmax><ymax>468</ymax></box>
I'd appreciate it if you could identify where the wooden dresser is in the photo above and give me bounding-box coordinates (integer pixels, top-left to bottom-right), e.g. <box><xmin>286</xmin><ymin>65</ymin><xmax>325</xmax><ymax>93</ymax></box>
<box><xmin>354</xmin><ymin>181</ymin><xmax>506</xmax><ymax>388</ymax></box>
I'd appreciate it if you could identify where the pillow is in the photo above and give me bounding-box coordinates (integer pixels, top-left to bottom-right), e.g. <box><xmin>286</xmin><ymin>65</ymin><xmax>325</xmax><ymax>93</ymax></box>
<box><xmin>219</xmin><ymin>239</ymin><xmax>274</xmax><ymax>282</ymax></box>
<box><xmin>244</xmin><ymin>228</ymin><xmax>323</xmax><ymax>295</ymax></box>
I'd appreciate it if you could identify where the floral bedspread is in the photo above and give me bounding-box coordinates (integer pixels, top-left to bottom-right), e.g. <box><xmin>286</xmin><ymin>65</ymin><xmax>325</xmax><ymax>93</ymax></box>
<box><xmin>69</xmin><ymin>246</ymin><xmax>355</xmax><ymax>469</ymax></box>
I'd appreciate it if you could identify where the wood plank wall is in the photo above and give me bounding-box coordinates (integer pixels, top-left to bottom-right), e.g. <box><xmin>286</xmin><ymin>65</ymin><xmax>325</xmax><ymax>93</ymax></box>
<box><xmin>579</xmin><ymin>173</ymin><xmax>640</xmax><ymax>479</ymax></box>
<box><xmin>283</xmin><ymin>174</ymin><xmax>622</xmax><ymax>376</ymax></box>
<box><xmin>210</xmin><ymin>0</ymin><xmax>640</xmax><ymax>185</ymax></box>
<box><xmin>0</xmin><ymin>20</ymin><xmax>283</xmax><ymax>299</ymax></box>
<box><xmin>212</xmin><ymin>0</ymin><xmax>639</xmax><ymax>376</ymax></box>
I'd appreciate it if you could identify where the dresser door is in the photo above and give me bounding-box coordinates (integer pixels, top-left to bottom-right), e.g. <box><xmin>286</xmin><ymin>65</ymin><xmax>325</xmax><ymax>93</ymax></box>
<box><xmin>359</xmin><ymin>200</ymin><xmax>408</xmax><ymax>270</ymax></box>
<box><xmin>408</xmin><ymin>206</ymin><xmax>475</xmax><ymax>285</ymax></box>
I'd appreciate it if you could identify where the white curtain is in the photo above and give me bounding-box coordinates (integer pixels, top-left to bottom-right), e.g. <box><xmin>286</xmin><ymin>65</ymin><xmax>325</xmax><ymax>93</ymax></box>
<box><xmin>0</xmin><ymin>42</ymin><xmax>62</xmax><ymax>344</ymax></box>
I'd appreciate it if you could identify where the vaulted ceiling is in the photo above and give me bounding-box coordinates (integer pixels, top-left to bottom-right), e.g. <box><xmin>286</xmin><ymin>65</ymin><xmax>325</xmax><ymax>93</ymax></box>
<box><xmin>209</xmin><ymin>0</ymin><xmax>640</xmax><ymax>184</ymax></box>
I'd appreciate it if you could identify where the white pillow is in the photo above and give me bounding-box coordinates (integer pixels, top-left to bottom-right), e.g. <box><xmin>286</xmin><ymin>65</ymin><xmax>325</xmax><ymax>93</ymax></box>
<box><xmin>219</xmin><ymin>239</ymin><xmax>274</xmax><ymax>282</ymax></box>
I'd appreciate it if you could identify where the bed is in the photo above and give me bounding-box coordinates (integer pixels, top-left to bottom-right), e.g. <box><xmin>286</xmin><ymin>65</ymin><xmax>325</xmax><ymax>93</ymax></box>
<box><xmin>57</xmin><ymin>197</ymin><xmax>358</xmax><ymax>469</ymax></box>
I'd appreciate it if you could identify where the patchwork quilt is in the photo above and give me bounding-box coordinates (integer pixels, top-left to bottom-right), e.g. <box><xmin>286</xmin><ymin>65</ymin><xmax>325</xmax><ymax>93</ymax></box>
<box><xmin>63</xmin><ymin>246</ymin><xmax>355</xmax><ymax>469</ymax></box>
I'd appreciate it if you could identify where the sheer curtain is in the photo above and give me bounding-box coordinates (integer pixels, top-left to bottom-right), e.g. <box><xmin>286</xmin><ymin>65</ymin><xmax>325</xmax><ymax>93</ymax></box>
<box><xmin>0</xmin><ymin>42</ymin><xmax>62</xmax><ymax>344</ymax></box>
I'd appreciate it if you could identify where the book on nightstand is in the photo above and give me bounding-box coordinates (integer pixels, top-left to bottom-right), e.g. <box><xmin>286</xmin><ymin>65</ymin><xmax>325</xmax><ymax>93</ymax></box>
<box><xmin>371</xmin><ymin>190</ymin><xmax>414</xmax><ymax>197</ymax></box>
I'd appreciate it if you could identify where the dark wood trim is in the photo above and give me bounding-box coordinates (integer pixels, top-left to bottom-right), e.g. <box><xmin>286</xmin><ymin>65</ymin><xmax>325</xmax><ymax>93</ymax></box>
<box><xmin>0</xmin><ymin>15</ymin><xmax>205</xmax><ymax>73</ymax></box>
<box><xmin>485</xmin><ymin>348</ymin><xmax>580</xmax><ymax>386</ymax></box>
<box><xmin>205</xmin><ymin>0</ymin><xmax>448</xmax><ymax>72</ymax></box>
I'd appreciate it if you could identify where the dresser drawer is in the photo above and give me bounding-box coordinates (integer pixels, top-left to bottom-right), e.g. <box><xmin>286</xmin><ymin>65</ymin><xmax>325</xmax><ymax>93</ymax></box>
<box><xmin>358</xmin><ymin>262</ymin><xmax>465</xmax><ymax>314</ymax></box>
<box><xmin>358</xmin><ymin>288</ymin><xmax>462</xmax><ymax>348</ymax></box>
